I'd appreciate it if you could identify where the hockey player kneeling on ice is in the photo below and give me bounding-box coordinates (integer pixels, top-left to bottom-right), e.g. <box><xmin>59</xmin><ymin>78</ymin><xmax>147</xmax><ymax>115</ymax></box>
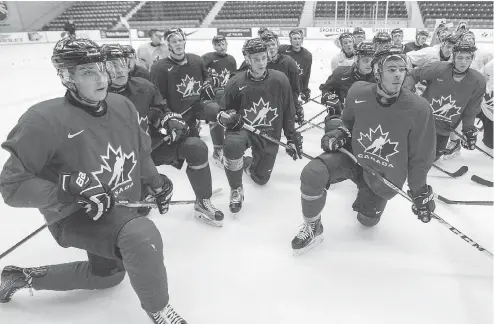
<box><xmin>0</xmin><ymin>38</ymin><xmax>187</xmax><ymax>324</ymax></box>
<box><xmin>218</xmin><ymin>38</ymin><xmax>302</xmax><ymax>214</ymax></box>
<box><xmin>103</xmin><ymin>44</ymin><xmax>223</xmax><ymax>226</ymax></box>
<box><xmin>320</xmin><ymin>42</ymin><xmax>375</xmax><ymax>116</ymax></box>
<box><xmin>403</xmin><ymin>40</ymin><xmax>486</xmax><ymax>161</ymax></box>
<box><xmin>150</xmin><ymin>28</ymin><xmax>225</xmax><ymax>170</ymax></box>
<box><xmin>292</xmin><ymin>45</ymin><xmax>436</xmax><ymax>255</ymax></box>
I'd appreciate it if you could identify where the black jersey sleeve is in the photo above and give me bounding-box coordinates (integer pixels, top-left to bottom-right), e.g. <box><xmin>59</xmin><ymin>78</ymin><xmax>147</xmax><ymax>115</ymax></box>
<box><xmin>280</xmin><ymin>73</ymin><xmax>296</xmax><ymax>139</ymax></box>
<box><xmin>229</xmin><ymin>55</ymin><xmax>238</xmax><ymax>71</ymax></box>
<box><xmin>221</xmin><ymin>76</ymin><xmax>241</xmax><ymax>112</ymax></box>
<box><xmin>301</xmin><ymin>51</ymin><xmax>312</xmax><ymax>93</ymax></box>
<box><xmin>151</xmin><ymin>84</ymin><xmax>170</xmax><ymax>113</ymax></box>
<box><xmin>319</xmin><ymin>67</ymin><xmax>344</xmax><ymax>99</ymax></box>
<box><xmin>403</xmin><ymin>61</ymin><xmax>443</xmax><ymax>90</ymax></box>
<box><xmin>150</xmin><ymin>62</ymin><xmax>169</xmax><ymax>100</ymax></box>
<box><xmin>286</xmin><ymin>56</ymin><xmax>301</xmax><ymax>98</ymax></box>
<box><xmin>462</xmin><ymin>73</ymin><xmax>486</xmax><ymax>131</ymax></box>
<box><xmin>201</xmin><ymin>52</ymin><xmax>214</xmax><ymax>69</ymax></box>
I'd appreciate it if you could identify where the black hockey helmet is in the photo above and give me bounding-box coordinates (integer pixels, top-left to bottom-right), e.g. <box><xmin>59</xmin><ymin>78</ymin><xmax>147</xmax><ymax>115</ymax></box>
<box><xmin>258</xmin><ymin>27</ymin><xmax>270</xmax><ymax>37</ymax></box>
<box><xmin>355</xmin><ymin>41</ymin><xmax>375</xmax><ymax>57</ymax></box>
<box><xmin>338</xmin><ymin>32</ymin><xmax>354</xmax><ymax>44</ymax></box>
<box><xmin>121</xmin><ymin>44</ymin><xmax>137</xmax><ymax>58</ymax></box>
<box><xmin>212</xmin><ymin>35</ymin><xmax>227</xmax><ymax>44</ymax></box>
<box><xmin>52</xmin><ymin>38</ymin><xmax>105</xmax><ymax>71</ymax></box>
<box><xmin>458</xmin><ymin>30</ymin><xmax>475</xmax><ymax>44</ymax></box>
<box><xmin>441</xmin><ymin>31</ymin><xmax>456</xmax><ymax>45</ymax></box>
<box><xmin>353</xmin><ymin>27</ymin><xmax>365</xmax><ymax>36</ymax></box>
<box><xmin>101</xmin><ymin>44</ymin><xmax>125</xmax><ymax>59</ymax></box>
<box><xmin>260</xmin><ymin>31</ymin><xmax>278</xmax><ymax>43</ymax></box>
<box><xmin>164</xmin><ymin>27</ymin><xmax>186</xmax><ymax>42</ymax></box>
<box><xmin>391</xmin><ymin>28</ymin><xmax>403</xmax><ymax>36</ymax></box>
<box><xmin>373</xmin><ymin>31</ymin><xmax>391</xmax><ymax>44</ymax></box>
<box><xmin>289</xmin><ymin>28</ymin><xmax>304</xmax><ymax>39</ymax></box>
<box><xmin>372</xmin><ymin>45</ymin><xmax>407</xmax><ymax>76</ymax></box>
<box><xmin>243</xmin><ymin>38</ymin><xmax>267</xmax><ymax>55</ymax></box>
<box><xmin>416</xmin><ymin>30</ymin><xmax>429</xmax><ymax>38</ymax></box>
<box><xmin>453</xmin><ymin>40</ymin><xmax>477</xmax><ymax>55</ymax></box>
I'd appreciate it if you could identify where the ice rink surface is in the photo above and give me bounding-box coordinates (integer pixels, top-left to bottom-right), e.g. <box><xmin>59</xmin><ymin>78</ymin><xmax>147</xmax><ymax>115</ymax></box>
<box><xmin>0</xmin><ymin>39</ymin><xmax>492</xmax><ymax>324</ymax></box>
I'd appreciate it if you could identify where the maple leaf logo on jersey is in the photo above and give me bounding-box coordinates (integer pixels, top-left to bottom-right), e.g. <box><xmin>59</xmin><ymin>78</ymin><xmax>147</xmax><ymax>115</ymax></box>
<box><xmin>176</xmin><ymin>74</ymin><xmax>201</xmax><ymax>97</ymax></box>
<box><xmin>358</xmin><ymin>125</ymin><xmax>399</xmax><ymax>162</ymax></box>
<box><xmin>138</xmin><ymin>112</ymin><xmax>149</xmax><ymax>135</ymax></box>
<box><xmin>90</xmin><ymin>144</ymin><xmax>137</xmax><ymax>198</ymax></box>
<box><xmin>243</xmin><ymin>97</ymin><xmax>279</xmax><ymax>128</ymax></box>
<box><xmin>295</xmin><ymin>61</ymin><xmax>303</xmax><ymax>75</ymax></box>
<box><xmin>430</xmin><ymin>95</ymin><xmax>461</xmax><ymax>122</ymax></box>
<box><xmin>209</xmin><ymin>67</ymin><xmax>231</xmax><ymax>87</ymax></box>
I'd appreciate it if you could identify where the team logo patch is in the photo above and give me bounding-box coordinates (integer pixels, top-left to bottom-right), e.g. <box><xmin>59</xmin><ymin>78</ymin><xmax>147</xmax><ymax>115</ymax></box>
<box><xmin>138</xmin><ymin>112</ymin><xmax>149</xmax><ymax>135</ymax></box>
<box><xmin>90</xmin><ymin>143</ymin><xmax>137</xmax><ymax>198</ymax></box>
<box><xmin>209</xmin><ymin>67</ymin><xmax>231</xmax><ymax>87</ymax></box>
<box><xmin>176</xmin><ymin>74</ymin><xmax>201</xmax><ymax>97</ymax></box>
<box><xmin>243</xmin><ymin>97</ymin><xmax>279</xmax><ymax>128</ymax></box>
<box><xmin>430</xmin><ymin>95</ymin><xmax>461</xmax><ymax>122</ymax></box>
<box><xmin>358</xmin><ymin>125</ymin><xmax>399</xmax><ymax>167</ymax></box>
<box><xmin>295</xmin><ymin>61</ymin><xmax>303</xmax><ymax>75</ymax></box>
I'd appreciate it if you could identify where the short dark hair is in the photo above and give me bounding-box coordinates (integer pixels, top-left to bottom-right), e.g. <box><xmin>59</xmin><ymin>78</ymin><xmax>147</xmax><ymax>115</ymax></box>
<box><xmin>148</xmin><ymin>29</ymin><xmax>159</xmax><ymax>38</ymax></box>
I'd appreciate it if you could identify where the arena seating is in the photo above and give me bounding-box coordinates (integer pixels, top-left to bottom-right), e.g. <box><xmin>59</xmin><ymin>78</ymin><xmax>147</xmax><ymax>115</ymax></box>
<box><xmin>418</xmin><ymin>1</ymin><xmax>493</xmax><ymax>29</ymax></box>
<box><xmin>43</xmin><ymin>1</ymin><xmax>139</xmax><ymax>31</ymax></box>
<box><xmin>211</xmin><ymin>1</ymin><xmax>304</xmax><ymax>28</ymax></box>
<box><xmin>315</xmin><ymin>1</ymin><xmax>407</xmax><ymax>19</ymax></box>
<box><xmin>129</xmin><ymin>1</ymin><xmax>216</xmax><ymax>29</ymax></box>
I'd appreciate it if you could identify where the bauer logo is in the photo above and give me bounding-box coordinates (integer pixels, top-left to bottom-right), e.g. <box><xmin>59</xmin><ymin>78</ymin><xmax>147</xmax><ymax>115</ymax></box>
<box><xmin>0</xmin><ymin>2</ymin><xmax>7</xmax><ymax>23</ymax></box>
<box><xmin>430</xmin><ymin>95</ymin><xmax>461</xmax><ymax>122</ymax></box>
<box><xmin>176</xmin><ymin>74</ymin><xmax>201</xmax><ymax>97</ymax></box>
<box><xmin>357</xmin><ymin>125</ymin><xmax>399</xmax><ymax>167</ymax></box>
<box><xmin>243</xmin><ymin>97</ymin><xmax>279</xmax><ymax>128</ymax></box>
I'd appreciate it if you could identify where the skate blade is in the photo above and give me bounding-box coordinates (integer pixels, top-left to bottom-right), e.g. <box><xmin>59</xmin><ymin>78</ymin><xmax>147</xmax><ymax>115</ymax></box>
<box><xmin>442</xmin><ymin>151</ymin><xmax>461</xmax><ymax>160</ymax></box>
<box><xmin>193</xmin><ymin>210</ymin><xmax>223</xmax><ymax>227</ymax></box>
<box><xmin>293</xmin><ymin>235</ymin><xmax>324</xmax><ymax>256</ymax></box>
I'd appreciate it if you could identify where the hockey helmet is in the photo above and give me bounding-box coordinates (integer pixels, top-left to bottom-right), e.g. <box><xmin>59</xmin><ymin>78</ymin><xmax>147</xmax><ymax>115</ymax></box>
<box><xmin>260</xmin><ymin>31</ymin><xmax>279</xmax><ymax>44</ymax></box>
<box><xmin>243</xmin><ymin>38</ymin><xmax>267</xmax><ymax>55</ymax></box>
<box><xmin>453</xmin><ymin>40</ymin><xmax>477</xmax><ymax>55</ymax></box>
<box><xmin>372</xmin><ymin>44</ymin><xmax>407</xmax><ymax>78</ymax></box>
<box><xmin>353</xmin><ymin>27</ymin><xmax>365</xmax><ymax>36</ymax></box>
<box><xmin>373</xmin><ymin>31</ymin><xmax>391</xmax><ymax>44</ymax></box>
<box><xmin>212</xmin><ymin>35</ymin><xmax>227</xmax><ymax>45</ymax></box>
<box><xmin>164</xmin><ymin>28</ymin><xmax>186</xmax><ymax>43</ymax></box>
<box><xmin>391</xmin><ymin>28</ymin><xmax>403</xmax><ymax>36</ymax></box>
<box><xmin>52</xmin><ymin>38</ymin><xmax>105</xmax><ymax>71</ymax></box>
<box><xmin>258</xmin><ymin>27</ymin><xmax>271</xmax><ymax>37</ymax></box>
<box><xmin>289</xmin><ymin>28</ymin><xmax>304</xmax><ymax>39</ymax></box>
<box><xmin>355</xmin><ymin>41</ymin><xmax>376</xmax><ymax>57</ymax></box>
<box><xmin>121</xmin><ymin>45</ymin><xmax>137</xmax><ymax>58</ymax></box>
<box><xmin>338</xmin><ymin>32</ymin><xmax>354</xmax><ymax>45</ymax></box>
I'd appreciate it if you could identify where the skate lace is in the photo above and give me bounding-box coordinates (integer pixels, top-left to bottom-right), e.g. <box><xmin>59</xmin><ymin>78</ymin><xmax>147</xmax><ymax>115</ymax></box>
<box><xmin>231</xmin><ymin>188</ymin><xmax>242</xmax><ymax>203</ymax></box>
<box><xmin>201</xmin><ymin>198</ymin><xmax>219</xmax><ymax>212</ymax></box>
<box><xmin>161</xmin><ymin>304</ymin><xmax>185</xmax><ymax>324</ymax></box>
<box><xmin>0</xmin><ymin>266</ymin><xmax>44</xmax><ymax>301</ymax></box>
<box><xmin>296</xmin><ymin>222</ymin><xmax>315</xmax><ymax>241</ymax></box>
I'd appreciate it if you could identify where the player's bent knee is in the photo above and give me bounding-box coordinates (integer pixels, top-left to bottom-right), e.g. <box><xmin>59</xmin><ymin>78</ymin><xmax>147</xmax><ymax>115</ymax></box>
<box><xmin>223</xmin><ymin>134</ymin><xmax>245</xmax><ymax>159</ymax></box>
<box><xmin>250</xmin><ymin>173</ymin><xmax>270</xmax><ymax>186</ymax></box>
<box><xmin>181</xmin><ymin>137</ymin><xmax>208</xmax><ymax>165</ymax></box>
<box><xmin>87</xmin><ymin>270</ymin><xmax>126</xmax><ymax>290</ymax></box>
<box><xmin>117</xmin><ymin>217</ymin><xmax>164</xmax><ymax>264</ymax></box>
<box><xmin>300</xmin><ymin>159</ymin><xmax>330</xmax><ymax>196</ymax></box>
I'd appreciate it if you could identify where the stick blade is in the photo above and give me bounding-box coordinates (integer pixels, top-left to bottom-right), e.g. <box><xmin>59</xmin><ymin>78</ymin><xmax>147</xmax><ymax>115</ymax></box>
<box><xmin>471</xmin><ymin>175</ymin><xmax>494</xmax><ymax>187</ymax></box>
<box><xmin>451</xmin><ymin>165</ymin><xmax>469</xmax><ymax>177</ymax></box>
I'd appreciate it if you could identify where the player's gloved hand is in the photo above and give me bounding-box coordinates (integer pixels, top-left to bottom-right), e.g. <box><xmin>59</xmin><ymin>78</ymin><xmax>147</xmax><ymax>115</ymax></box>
<box><xmin>146</xmin><ymin>174</ymin><xmax>173</xmax><ymax>214</ymax></box>
<box><xmin>286</xmin><ymin>131</ymin><xmax>303</xmax><ymax>160</ymax></box>
<box><xmin>295</xmin><ymin>101</ymin><xmax>305</xmax><ymax>125</ymax></box>
<box><xmin>408</xmin><ymin>185</ymin><xmax>435</xmax><ymax>223</ymax></box>
<box><xmin>200</xmin><ymin>82</ymin><xmax>215</xmax><ymax>101</ymax></box>
<box><xmin>321</xmin><ymin>92</ymin><xmax>342</xmax><ymax>116</ymax></box>
<box><xmin>461</xmin><ymin>126</ymin><xmax>478</xmax><ymax>150</ymax></box>
<box><xmin>58</xmin><ymin>171</ymin><xmax>114</xmax><ymax>221</ymax></box>
<box><xmin>160</xmin><ymin>112</ymin><xmax>189</xmax><ymax>144</ymax></box>
<box><xmin>300</xmin><ymin>89</ymin><xmax>311</xmax><ymax>103</ymax></box>
<box><xmin>217</xmin><ymin>110</ymin><xmax>244</xmax><ymax>131</ymax></box>
<box><xmin>147</xmin><ymin>106</ymin><xmax>165</xmax><ymax>129</ymax></box>
<box><xmin>321</xmin><ymin>126</ymin><xmax>351</xmax><ymax>153</ymax></box>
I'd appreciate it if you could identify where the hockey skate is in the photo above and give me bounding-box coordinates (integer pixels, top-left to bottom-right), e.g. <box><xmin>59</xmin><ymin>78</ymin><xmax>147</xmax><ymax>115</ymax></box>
<box><xmin>291</xmin><ymin>218</ymin><xmax>324</xmax><ymax>256</ymax></box>
<box><xmin>0</xmin><ymin>265</ymin><xmax>48</xmax><ymax>303</ymax></box>
<box><xmin>229</xmin><ymin>186</ymin><xmax>244</xmax><ymax>214</ymax></box>
<box><xmin>147</xmin><ymin>303</ymin><xmax>187</xmax><ymax>324</ymax></box>
<box><xmin>194</xmin><ymin>198</ymin><xmax>224</xmax><ymax>227</ymax></box>
<box><xmin>441</xmin><ymin>139</ymin><xmax>461</xmax><ymax>160</ymax></box>
<box><xmin>212</xmin><ymin>147</ymin><xmax>224</xmax><ymax>170</ymax></box>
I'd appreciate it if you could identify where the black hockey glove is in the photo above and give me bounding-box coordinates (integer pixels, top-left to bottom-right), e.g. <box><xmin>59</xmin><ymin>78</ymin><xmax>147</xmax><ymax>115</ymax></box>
<box><xmin>160</xmin><ymin>112</ymin><xmax>189</xmax><ymax>144</ymax></box>
<box><xmin>200</xmin><ymin>82</ymin><xmax>215</xmax><ymax>101</ymax></box>
<box><xmin>295</xmin><ymin>101</ymin><xmax>305</xmax><ymax>125</ymax></box>
<box><xmin>217</xmin><ymin>110</ymin><xmax>244</xmax><ymax>131</ymax></box>
<box><xmin>146</xmin><ymin>174</ymin><xmax>173</xmax><ymax>214</ymax></box>
<box><xmin>461</xmin><ymin>126</ymin><xmax>478</xmax><ymax>150</ymax></box>
<box><xmin>58</xmin><ymin>171</ymin><xmax>114</xmax><ymax>221</ymax></box>
<box><xmin>286</xmin><ymin>131</ymin><xmax>303</xmax><ymax>160</ymax></box>
<box><xmin>408</xmin><ymin>185</ymin><xmax>435</xmax><ymax>223</ymax></box>
<box><xmin>321</xmin><ymin>126</ymin><xmax>351</xmax><ymax>153</ymax></box>
<box><xmin>321</xmin><ymin>92</ymin><xmax>342</xmax><ymax>116</ymax></box>
<box><xmin>300</xmin><ymin>89</ymin><xmax>311</xmax><ymax>103</ymax></box>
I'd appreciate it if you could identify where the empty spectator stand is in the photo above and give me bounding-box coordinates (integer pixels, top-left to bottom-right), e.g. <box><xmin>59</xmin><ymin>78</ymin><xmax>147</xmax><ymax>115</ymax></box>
<box><xmin>418</xmin><ymin>1</ymin><xmax>493</xmax><ymax>29</ymax></box>
<box><xmin>43</xmin><ymin>1</ymin><xmax>139</xmax><ymax>31</ymax></box>
<box><xmin>210</xmin><ymin>1</ymin><xmax>304</xmax><ymax>28</ymax></box>
<box><xmin>128</xmin><ymin>1</ymin><xmax>216</xmax><ymax>29</ymax></box>
<box><xmin>315</xmin><ymin>1</ymin><xmax>407</xmax><ymax>20</ymax></box>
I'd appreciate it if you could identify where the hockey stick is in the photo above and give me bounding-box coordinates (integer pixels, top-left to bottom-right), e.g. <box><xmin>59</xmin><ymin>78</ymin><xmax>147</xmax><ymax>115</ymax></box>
<box><xmin>471</xmin><ymin>175</ymin><xmax>494</xmax><ymax>187</ymax></box>
<box><xmin>432</xmin><ymin>164</ymin><xmax>468</xmax><ymax>178</ymax></box>
<box><xmin>338</xmin><ymin>148</ymin><xmax>493</xmax><ymax>259</ymax></box>
<box><xmin>295</xmin><ymin>107</ymin><xmax>327</xmax><ymax>131</ymax></box>
<box><xmin>436</xmin><ymin>194</ymin><xmax>493</xmax><ymax>206</ymax></box>
<box><xmin>0</xmin><ymin>188</ymin><xmax>222</xmax><ymax>261</ymax></box>
<box><xmin>151</xmin><ymin>104</ymin><xmax>197</xmax><ymax>150</ymax></box>
<box><xmin>453</xmin><ymin>130</ymin><xmax>493</xmax><ymax>159</ymax></box>
<box><xmin>300</xmin><ymin>120</ymin><xmax>326</xmax><ymax>134</ymax></box>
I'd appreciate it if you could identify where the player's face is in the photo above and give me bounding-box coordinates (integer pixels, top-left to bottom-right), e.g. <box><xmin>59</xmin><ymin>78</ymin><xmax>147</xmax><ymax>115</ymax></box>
<box><xmin>247</xmin><ymin>52</ymin><xmax>268</xmax><ymax>75</ymax></box>
<box><xmin>72</xmin><ymin>62</ymin><xmax>109</xmax><ymax>101</ymax></box>
<box><xmin>107</xmin><ymin>58</ymin><xmax>129</xmax><ymax>87</ymax></box>
<box><xmin>341</xmin><ymin>38</ymin><xmax>354</xmax><ymax>55</ymax></box>
<box><xmin>441</xmin><ymin>42</ymin><xmax>454</xmax><ymax>57</ymax></box>
<box><xmin>354</xmin><ymin>34</ymin><xmax>365</xmax><ymax>45</ymax></box>
<box><xmin>392</xmin><ymin>33</ymin><xmax>403</xmax><ymax>45</ymax></box>
<box><xmin>265</xmin><ymin>39</ymin><xmax>278</xmax><ymax>59</ymax></box>
<box><xmin>214</xmin><ymin>41</ymin><xmax>227</xmax><ymax>55</ymax></box>
<box><xmin>168</xmin><ymin>34</ymin><xmax>185</xmax><ymax>56</ymax></box>
<box><xmin>290</xmin><ymin>35</ymin><xmax>303</xmax><ymax>49</ymax></box>
<box><xmin>150</xmin><ymin>32</ymin><xmax>162</xmax><ymax>45</ymax></box>
<box><xmin>357</xmin><ymin>56</ymin><xmax>373</xmax><ymax>75</ymax></box>
<box><xmin>380</xmin><ymin>58</ymin><xmax>407</xmax><ymax>95</ymax></box>
<box><xmin>416</xmin><ymin>35</ymin><xmax>427</xmax><ymax>46</ymax></box>
<box><xmin>454</xmin><ymin>52</ymin><xmax>474</xmax><ymax>73</ymax></box>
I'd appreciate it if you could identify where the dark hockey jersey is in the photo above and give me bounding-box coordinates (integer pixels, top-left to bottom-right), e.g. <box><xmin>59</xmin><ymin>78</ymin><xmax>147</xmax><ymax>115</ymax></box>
<box><xmin>221</xmin><ymin>69</ymin><xmax>296</xmax><ymax>140</ymax></box>
<box><xmin>0</xmin><ymin>92</ymin><xmax>160</xmax><ymax>225</ymax></box>
<box><xmin>343</xmin><ymin>82</ymin><xmax>435</xmax><ymax>199</ymax></box>
<box><xmin>404</xmin><ymin>41</ymin><xmax>429</xmax><ymax>54</ymax></box>
<box><xmin>109</xmin><ymin>77</ymin><xmax>167</xmax><ymax>136</ymax></box>
<box><xmin>403</xmin><ymin>61</ymin><xmax>486</xmax><ymax>135</ymax></box>
<box><xmin>278</xmin><ymin>44</ymin><xmax>312</xmax><ymax>94</ymax></box>
<box><xmin>201</xmin><ymin>52</ymin><xmax>237</xmax><ymax>88</ymax></box>
<box><xmin>320</xmin><ymin>65</ymin><xmax>375</xmax><ymax>105</ymax></box>
<box><xmin>131</xmin><ymin>64</ymin><xmax>151</xmax><ymax>81</ymax></box>
<box><xmin>150</xmin><ymin>53</ymin><xmax>211</xmax><ymax>114</ymax></box>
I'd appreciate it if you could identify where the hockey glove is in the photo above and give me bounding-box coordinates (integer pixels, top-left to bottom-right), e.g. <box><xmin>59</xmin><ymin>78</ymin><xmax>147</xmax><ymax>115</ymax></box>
<box><xmin>146</xmin><ymin>174</ymin><xmax>173</xmax><ymax>214</ymax></box>
<box><xmin>321</xmin><ymin>92</ymin><xmax>342</xmax><ymax>116</ymax></box>
<box><xmin>321</xmin><ymin>126</ymin><xmax>351</xmax><ymax>153</ymax></box>
<box><xmin>461</xmin><ymin>127</ymin><xmax>478</xmax><ymax>150</ymax></box>
<box><xmin>200</xmin><ymin>82</ymin><xmax>215</xmax><ymax>101</ymax></box>
<box><xmin>161</xmin><ymin>112</ymin><xmax>190</xmax><ymax>144</ymax></box>
<box><xmin>286</xmin><ymin>131</ymin><xmax>303</xmax><ymax>160</ymax></box>
<box><xmin>295</xmin><ymin>101</ymin><xmax>305</xmax><ymax>125</ymax></box>
<box><xmin>217</xmin><ymin>110</ymin><xmax>244</xmax><ymax>131</ymax></box>
<box><xmin>300</xmin><ymin>89</ymin><xmax>311</xmax><ymax>103</ymax></box>
<box><xmin>58</xmin><ymin>171</ymin><xmax>114</xmax><ymax>221</ymax></box>
<box><xmin>408</xmin><ymin>185</ymin><xmax>435</xmax><ymax>223</ymax></box>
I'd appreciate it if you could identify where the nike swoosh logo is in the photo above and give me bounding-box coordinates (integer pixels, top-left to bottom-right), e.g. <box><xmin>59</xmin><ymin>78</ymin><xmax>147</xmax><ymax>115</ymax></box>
<box><xmin>185</xmin><ymin>30</ymin><xmax>197</xmax><ymax>36</ymax></box>
<box><xmin>213</xmin><ymin>60</ymin><xmax>219</xmax><ymax>62</ymax></box>
<box><xmin>341</xmin><ymin>77</ymin><xmax>349</xmax><ymax>80</ymax></box>
<box><xmin>286</xmin><ymin>50</ymin><xmax>291</xmax><ymax>53</ymax></box>
<box><xmin>168</xmin><ymin>67</ymin><xmax>174</xmax><ymax>71</ymax></box>
<box><xmin>355</xmin><ymin>100</ymin><xmax>366</xmax><ymax>104</ymax></box>
<box><xmin>437</xmin><ymin>78</ymin><xmax>443</xmax><ymax>81</ymax></box>
<box><xmin>239</xmin><ymin>86</ymin><xmax>247</xmax><ymax>90</ymax></box>
<box><xmin>68</xmin><ymin>130</ymin><xmax>84</xmax><ymax>138</ymax></box>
